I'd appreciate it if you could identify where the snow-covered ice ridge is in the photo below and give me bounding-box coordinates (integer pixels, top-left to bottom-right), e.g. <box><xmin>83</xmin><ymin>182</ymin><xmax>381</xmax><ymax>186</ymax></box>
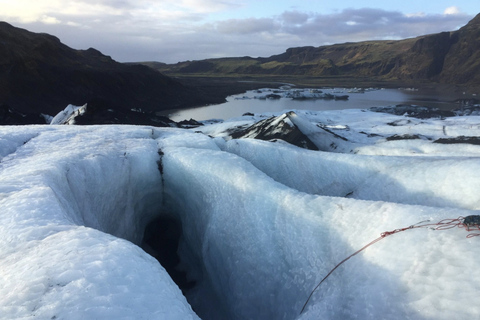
<box><xmin>1</xmin><ymin>108</ymin><xmax>480</xmax><ymax>320</ymax></box>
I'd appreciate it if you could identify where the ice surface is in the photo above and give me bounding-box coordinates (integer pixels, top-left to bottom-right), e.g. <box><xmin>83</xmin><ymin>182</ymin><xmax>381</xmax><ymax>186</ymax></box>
<box><xmin>50</xmin><ymin>104</ymin><xmax>87</xmax><ymax>125</ymax></box>
<box><xmin>1</xmin><ymin>108</ymin><xmax>480</xmax><ymax>319</ymax></box>
<box><xmin>0</xmin><ymin>125</ymin><xmax>198</xmax><ymax>319</ymax></box>
<box><xmin>223</xmin><ymin>138</ymin><xmax>480</xmax><ymax>210</ymax></box>
<box><xmin>162</xmin><ymin>144</ymin><xmax>480</xmax><ymax>320</ymax></box>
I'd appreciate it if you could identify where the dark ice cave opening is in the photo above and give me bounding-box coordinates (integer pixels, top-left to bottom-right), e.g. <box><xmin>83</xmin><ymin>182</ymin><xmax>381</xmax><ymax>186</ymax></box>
<box><xmin>142</xmin><ymin>152</ymin><xmax>225</xmax><ymax>319</ymax></box>
<box><xmin>141</xmin><ymin>214</ymin><xmax>228</xmax><ymax>320</ymax></box>
<box><xmin>141</xmin><ymin>216</ymin><xmax>196</xmax><ymax>294</ymax></box>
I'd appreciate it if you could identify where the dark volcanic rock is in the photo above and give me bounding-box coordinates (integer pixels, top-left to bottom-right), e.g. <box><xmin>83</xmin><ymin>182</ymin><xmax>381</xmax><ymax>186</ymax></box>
<box><xmin>265</xmin><ymin>94</ymin><xmax>282</xmax><ymax>100</ymax></box>
<box><xmin>0</xmin><ymin>22</ymin><xmax>212</xmax><ymax>120</ymax></box>
<box><xmin>0</xmin><ymin>103</ymin><xmax>48</xmax><ymax>125</ymax></box>
<box><xmin>177</xmin><ymin>118</ymin><xmax>203</xmax><ymax>128</ymax></box>
<box><xmin>231</xmin><ymin>112</ymin><xmax>319</xmax><ymax>150</ymax></box>
<box><xmin>434</xmin><ymin>136</ymin><xmax>480</xmax><ymax>145</ymax></box>
<box><xmin>386</xmin><ymin>134</ymin><xmax>422</xmax><ymax>141</ymax></box>
<box><xmin>370</xmin><ymin>105</ymin><xmax>455</xmax><ymax>119</ymax></box>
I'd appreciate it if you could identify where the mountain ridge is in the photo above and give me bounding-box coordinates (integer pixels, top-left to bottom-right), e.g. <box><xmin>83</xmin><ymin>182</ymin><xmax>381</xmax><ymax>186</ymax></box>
<box><xmin>0</xmin><ymin>22</ymin><xmax>217</xmax><ymax>117</ymax></box>
<box><xmin>154</xmin><ymin>13</ymin><xmax>480</xmax><ymax>89</ymax></box>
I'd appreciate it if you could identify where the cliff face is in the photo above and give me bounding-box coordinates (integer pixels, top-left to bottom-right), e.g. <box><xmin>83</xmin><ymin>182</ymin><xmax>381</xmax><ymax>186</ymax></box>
<box><xmin>439</xmin><ymin>14</ymin><xmax>480</xmax><ymax>85</ymax></box>
<box><xmin>389</xmin><ymin>32</ymin><xmax>453</xmax><ymax>79</ymax></box>
<box><xmin>0</xmin><ymin>22</ymin><xmax>210</xmax><ymax>115</ymax></box>
<box><xmin>157</xmin><ymin>14</ymin><xmax>480</xmax><ymax>88</ymax></box>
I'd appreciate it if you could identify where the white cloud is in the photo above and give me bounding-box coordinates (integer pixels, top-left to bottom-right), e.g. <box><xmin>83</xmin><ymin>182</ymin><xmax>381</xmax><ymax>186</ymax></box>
<box><xmin>444</xmin><ymin>6</ymin><xmax>461</xmax><ymax>15</ymax></box>
<box><xmin>177</xmin><ymin>0</ymin><xmax>245</xmax><ymax>13</ymax></box>
<box><xmin>0</xmin><ymin>0</ymin><xmax>125</xmax><ymax>23</ymax></box>
<box><xmin>0</xmin><ymin>3</ymin><xmax>474</xmax><ymax>64</ymax></box>
<box><xmin>40</xmin><ymin>15</ymin><xmax>61</xmax><ymax>24</ymax></box>
<box><xmin>66</xmin><ymin>21</ymin><xmax>82</xmax><ymax>27</ymax></box>
<box><xmin>0</xmin><ymin>0</ymin><xmax>233</xmax><ymax>26</ymax></box>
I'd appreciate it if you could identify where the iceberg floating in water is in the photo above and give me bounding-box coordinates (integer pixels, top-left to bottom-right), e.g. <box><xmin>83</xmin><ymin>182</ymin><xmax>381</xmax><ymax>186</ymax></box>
<box><xmin>1</xmin><ymin>108</ymin><xmax>480</xmax><ymax>319</ymax></box>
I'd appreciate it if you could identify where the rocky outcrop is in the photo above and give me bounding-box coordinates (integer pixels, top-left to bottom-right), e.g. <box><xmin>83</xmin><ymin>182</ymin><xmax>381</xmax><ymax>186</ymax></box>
<box><xmin>230</xmin><ymin>112</ymin><xmax>319</xmax><ymax>150</ymax></box>
<box><xmin>229</xmin><ymin>111</ymin><xmax>356</xmax><ymax>152</ymax></box>
<box><xmin>0</xmin><ymin>103</ymin><xmax>48</xmax><ymax>125</ymax></box>
<box><xmin>434</xmin><ymin>136</ymin><xmax>480</xmax><ymax>145</ymax></box>
<box><xmin>370</xmin><ymin>105</ymin><xmax>456</xmax><ymax>119</ymax></box>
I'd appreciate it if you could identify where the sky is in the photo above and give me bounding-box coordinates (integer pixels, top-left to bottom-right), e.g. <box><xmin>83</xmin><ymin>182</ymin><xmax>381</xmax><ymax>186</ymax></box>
<box><xmin>0</xmin><ymin>0</ymin><xmax>477</xmax><ymax>64</ymax></box>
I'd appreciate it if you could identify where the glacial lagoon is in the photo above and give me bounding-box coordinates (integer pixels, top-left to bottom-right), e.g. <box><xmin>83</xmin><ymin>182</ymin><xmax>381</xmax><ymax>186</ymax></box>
<box><xmin>164</xmin><ymin>86</ymin><xmax>474</xmax><ymax>122</ymax></box>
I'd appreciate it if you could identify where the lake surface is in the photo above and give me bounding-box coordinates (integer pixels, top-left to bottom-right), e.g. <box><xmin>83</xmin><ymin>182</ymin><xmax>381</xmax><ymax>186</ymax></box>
<box><xmin>163</xmin><ymin>86</ymin><xmax>472</xmax><ymax>122</ymax></box>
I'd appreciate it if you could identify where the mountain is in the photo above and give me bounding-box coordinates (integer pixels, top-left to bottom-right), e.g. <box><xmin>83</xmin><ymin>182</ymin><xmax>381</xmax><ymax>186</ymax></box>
<box><xmin>439</xmin><ymin>13</ymin><xmax>480</xmax><ymax>85</ymax></box>
<box><xmin>155</xmin><ymin>13</ymin><xmax>480</xmax><ymax>88</ymax></box>
<box><xmin>0</xmin><ymin>22</ymin><xmax>215</xmax><ymax>117</ymax></box>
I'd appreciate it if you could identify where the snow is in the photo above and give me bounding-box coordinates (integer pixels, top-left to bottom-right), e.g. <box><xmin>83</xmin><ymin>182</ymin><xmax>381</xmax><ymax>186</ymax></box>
<box><xmin>222</xmin><ymin>139</ymin><xmax>480</xmax><ymax>210</ymax></box>
<box><xmin>49</xmin><ymin>104</ymin><xmax>87</xmax><ymax>125</ymax></box>
<box><xmin>1</xmin><ymin>108</ymin><xmax>480</xmax><ymax>319</ymax></box>
<box><xmin>0</xmin><ymin>126</ymin><xmax>197</xmax><ymax>319</ymax></box>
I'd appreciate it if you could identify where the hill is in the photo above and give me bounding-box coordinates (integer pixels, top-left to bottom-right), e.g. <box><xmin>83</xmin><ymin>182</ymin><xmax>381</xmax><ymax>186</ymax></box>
<box><xmin>155</xmin><ymin>13</ymin><xmax>480</xmax><ymax>89</ymax></box>
<box><xmin>0</xmin><ymin>22</ymin><xmax>217</xmax><ymax>118</ymax></box>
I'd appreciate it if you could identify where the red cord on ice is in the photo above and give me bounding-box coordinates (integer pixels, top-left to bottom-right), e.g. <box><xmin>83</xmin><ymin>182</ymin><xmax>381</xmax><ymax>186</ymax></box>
<box><xmin>300</xmin><ymin>215</ymin><xmax>480</xmax><ymax>314</ymax></box>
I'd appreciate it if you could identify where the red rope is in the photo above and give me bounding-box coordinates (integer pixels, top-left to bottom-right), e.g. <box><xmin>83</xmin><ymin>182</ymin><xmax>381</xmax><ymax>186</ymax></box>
<box><xmin>300</xmin><ymin>215</ymin><xmax>480</xmax><ymax>314</ymax></box>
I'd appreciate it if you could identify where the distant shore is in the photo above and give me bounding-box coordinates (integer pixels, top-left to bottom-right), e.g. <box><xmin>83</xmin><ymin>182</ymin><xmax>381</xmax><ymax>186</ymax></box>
<box><xmin>174</xmin><ymin>75</ymin><xmax>479</xmax><ymax>108</ymax></box>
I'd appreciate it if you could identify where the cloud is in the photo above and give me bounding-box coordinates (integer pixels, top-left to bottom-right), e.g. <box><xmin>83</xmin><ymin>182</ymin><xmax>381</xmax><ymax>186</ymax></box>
<box><xmin>281</xmin><ymin>11</ymin><xmax>309</xmax><ymax>25</ymax></box>
<box><xmin>40</xmin><ymin>15</ymin><xmax>61</xmax><ymax>25</ymax></box>
<box><xmin>176</xmin><ymin>0</ymin><xmax>245</xmax><ymax>13</ymax></box>
<box><xmin>0</xmin><ymin>0</ymin><xmax>240</xmax><ymax>25</ymax></box>
<box><xmin>210</xmin><ymin>7</ymin><xmax>472</xmax><ymax>44</ymax></box>
<box><xmin>444</xmin><ymin>6</ymin><xmax>461</xmax><ymax>15</ymax></box>
<box><xmin>215</xmin><ymin>17</ymin><xmax>277</xmax><ymax>34</ymax></box>
<box><xmin>0</xmin><ymin>3</ymin><xmax>474</xmax><ymax>64</ymax></box>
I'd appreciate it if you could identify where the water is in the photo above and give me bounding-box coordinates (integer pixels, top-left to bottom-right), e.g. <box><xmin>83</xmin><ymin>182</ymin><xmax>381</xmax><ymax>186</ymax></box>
<box><xmin>164</xmin><ymin>86</ymin><xmax>471</xmax><ymax>122</ymax></box>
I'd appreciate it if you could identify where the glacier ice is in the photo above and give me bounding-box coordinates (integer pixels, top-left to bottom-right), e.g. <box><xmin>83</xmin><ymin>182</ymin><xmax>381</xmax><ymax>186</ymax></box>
<box><xmin>1</xmin><ymin>109</ymin><xmax>480</xmax><ymax>319</ymax></box>
<box><xmin>50</xmin><ymin>104</ymin><xmax>87</xmax><ymax>125</ymax></box>
<box><xmin>0</xmin><ymin>126</ymin><xmax>198</xmax><ymax>319</ymax></box>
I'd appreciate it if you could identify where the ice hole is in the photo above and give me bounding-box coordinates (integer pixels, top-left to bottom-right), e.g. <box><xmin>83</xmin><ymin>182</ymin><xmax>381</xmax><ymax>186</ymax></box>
<box><xmin>141</xmin><ymin>216</ymin><xmax>196</xmax><ymax>294</ymax></box>
<box><xmin>141</xmin><ymin>213</ymin><xmax>226</xmax><ymax>319</ymax></box>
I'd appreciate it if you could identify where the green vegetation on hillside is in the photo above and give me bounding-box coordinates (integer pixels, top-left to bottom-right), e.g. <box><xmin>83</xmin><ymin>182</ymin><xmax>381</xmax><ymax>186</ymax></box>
<box><xmin>149</xmin><ymin>13</ymin><xmax>480</xmax><ymax>90</ymax></box>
